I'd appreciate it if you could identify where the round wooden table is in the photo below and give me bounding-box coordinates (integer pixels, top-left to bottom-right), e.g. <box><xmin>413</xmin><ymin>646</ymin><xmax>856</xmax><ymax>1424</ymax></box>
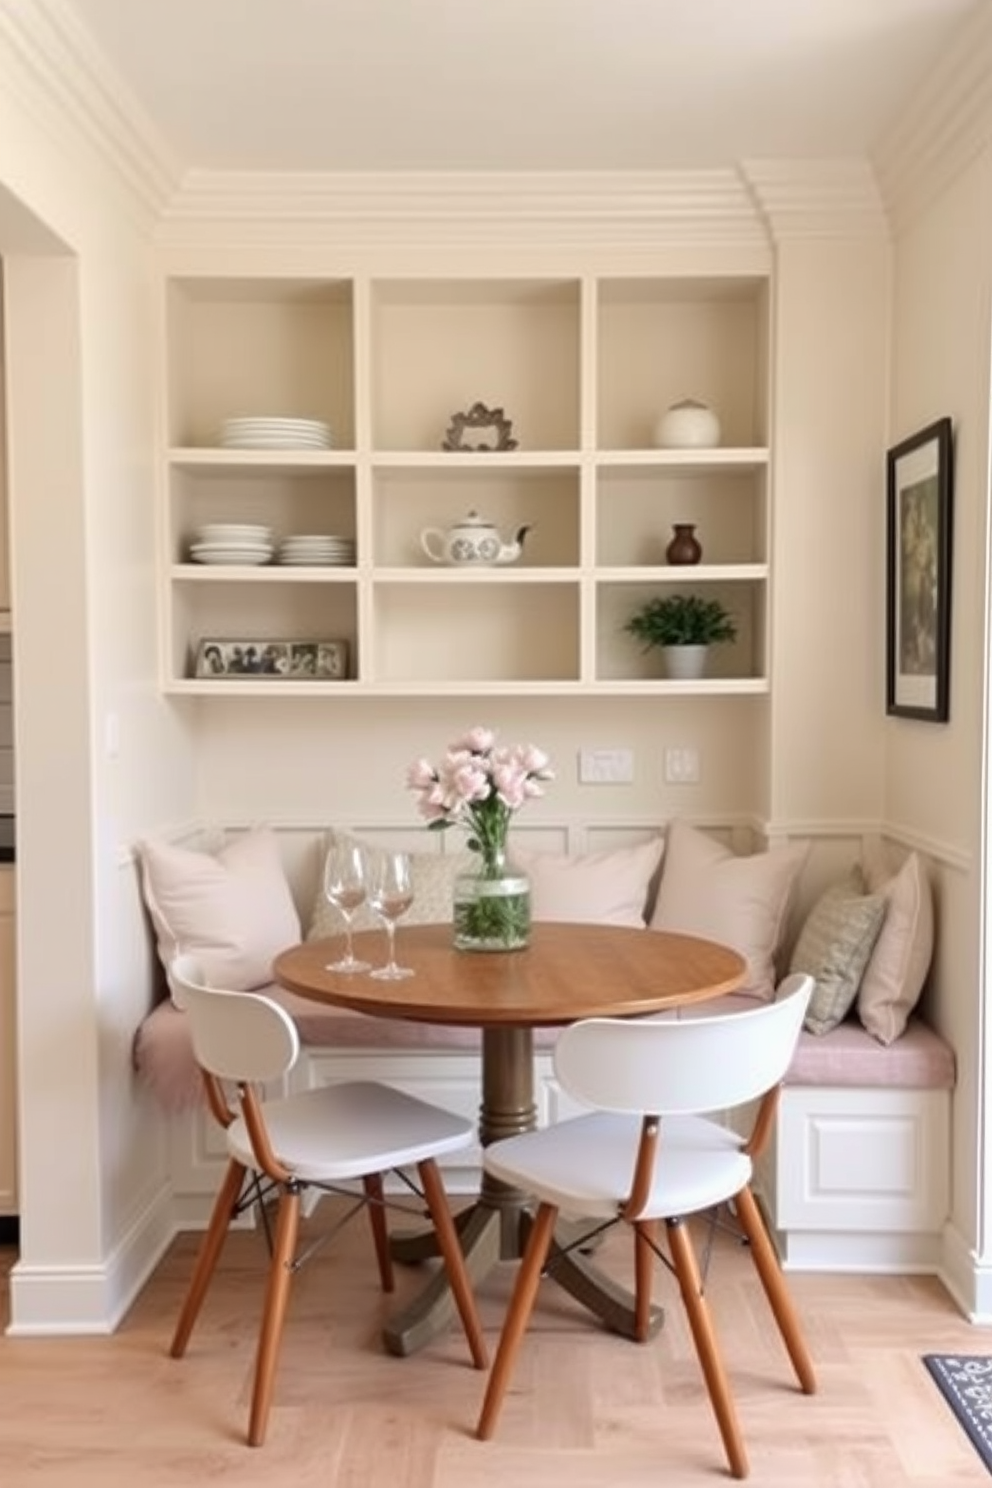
<box><xmin>274</xmin><ymin>921</ymin><xmax>745</xmax><ymax>1356</ymax></box>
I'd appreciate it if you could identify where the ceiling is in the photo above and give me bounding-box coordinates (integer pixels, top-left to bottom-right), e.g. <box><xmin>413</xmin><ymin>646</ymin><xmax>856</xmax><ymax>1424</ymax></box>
<box><xmin>64</xmin><ymin>0</ymin><xmax>983</xmax><ymax>177</ymax></box>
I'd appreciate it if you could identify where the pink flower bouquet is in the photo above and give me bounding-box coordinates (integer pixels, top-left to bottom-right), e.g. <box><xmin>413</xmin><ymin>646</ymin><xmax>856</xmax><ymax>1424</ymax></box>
<box><xmin>406</xmin><ymin>725</ymin><xmax>554</xmax><ymax>878</ymax></box>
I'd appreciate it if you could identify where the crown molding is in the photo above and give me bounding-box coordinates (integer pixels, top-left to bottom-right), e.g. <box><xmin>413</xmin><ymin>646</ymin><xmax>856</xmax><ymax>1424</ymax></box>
<box><xmin>873</xmin><ymin>1</ymin><xmax>992</xmax><ymax>232</ymax></box>
<box><xmin>741</xmin><ymin>159</ymin><xmax>888</xmax><ymax>241</ymax></box>
<box><xmin>0</xmin><ymin>0</ymin><xmax>181</xmax><ymax>228</ymax></box>
<box><xmin>156</xmin><ymin>168</ymin><xmax>770</xmax><ymax>252</ymax></box>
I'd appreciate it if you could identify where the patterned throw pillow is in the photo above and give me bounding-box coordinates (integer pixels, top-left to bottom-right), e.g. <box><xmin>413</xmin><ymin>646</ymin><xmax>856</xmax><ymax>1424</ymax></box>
<box><xmin>307</xmin><ymin>828</ymin><xmax>474</xmax><ymax>939</ymax></box>
<box><xmin>790</xmin><ymin>871</ymin><xmax>888</xmax><ymax>1036</ymax></box>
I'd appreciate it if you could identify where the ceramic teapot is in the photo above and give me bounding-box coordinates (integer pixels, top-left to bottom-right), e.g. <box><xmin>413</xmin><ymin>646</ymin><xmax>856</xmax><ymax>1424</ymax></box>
<box><xmin>420</xmin><ymin>510</ymin><xmax>531</xmax><ymax>566</ymax></box>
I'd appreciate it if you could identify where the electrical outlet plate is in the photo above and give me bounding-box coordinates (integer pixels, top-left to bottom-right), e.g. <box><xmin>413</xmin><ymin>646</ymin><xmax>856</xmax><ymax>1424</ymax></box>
<box><xmin>664</xmin><ymin>747</ymin><xmax>700</xmax><ymax>784</ymax></box>
<box><xmin>579</xmin><ymin>748</ymin><xmax>634</xmax><ymax>784</ymax></box>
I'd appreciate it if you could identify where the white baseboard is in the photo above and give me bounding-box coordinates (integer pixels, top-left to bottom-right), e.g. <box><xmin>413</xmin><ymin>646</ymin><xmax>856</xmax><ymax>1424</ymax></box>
<box><xmin>5</xmin><ymin>1184</ymin><xmax>175</xmax><ymax>1337</ymax></box>
<box><xmin>937</xmin><ymin>1219</ymin><xmax>992</xmax><ymax>1322</ymax></box>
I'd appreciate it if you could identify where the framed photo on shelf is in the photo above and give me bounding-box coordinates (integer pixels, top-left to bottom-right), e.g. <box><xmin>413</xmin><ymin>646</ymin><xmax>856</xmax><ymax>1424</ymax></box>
<box><xmin>193</xmin><ymin>639</ymin><xmax>349</xmax><ymax>681</ymax></box>
<box><xmin>886</xmin><ymin>417</ymin><xmax>953</xmax><ymax>722</ymax></box>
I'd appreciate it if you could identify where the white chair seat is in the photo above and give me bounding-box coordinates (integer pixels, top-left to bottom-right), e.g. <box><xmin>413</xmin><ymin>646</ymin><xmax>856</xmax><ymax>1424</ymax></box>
<box><xmin>475</xmin><ymin>974</ymin><xmax>817</xmax><ymax>1480</ymax></box>
<box><xmin>227</xmin><ymin>1079</ymin><xmax>475</xmax><ymax>1180</ymax></box>
<box><xmin>484</xmin><ymin>1111</ymin><xmax>750</xmax><ymax>1220</ymax></box>
<box><xmin>166</xmin><ymin>955</ymin><xmax>487</xmax><ymax>1448</ymax></box>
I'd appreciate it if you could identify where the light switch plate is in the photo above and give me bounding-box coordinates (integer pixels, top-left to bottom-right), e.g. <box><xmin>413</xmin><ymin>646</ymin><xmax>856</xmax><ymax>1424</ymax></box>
<box><xmin>579</xmin><ymin>748</ymin><xmax>634</xmax><ymax>784</ymax></box>
<box><xmin>664</xmin><ymin>747</ymin><xmax>700</xmax><ymax>784</ymax></box>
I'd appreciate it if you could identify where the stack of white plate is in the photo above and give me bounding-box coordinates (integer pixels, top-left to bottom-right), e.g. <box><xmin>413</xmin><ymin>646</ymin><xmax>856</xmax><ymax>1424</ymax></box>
<box><xmin>220</xmin><ymin>416</ymin><xmax>333</xmax><ymax>450</ymax></box>
<box><xmin>189</xmin><ymin>522</ymin><xmax>275</xmax><ymax>565</ymax></box>
<box><xmin>277</xmin><ymin>534</ymin><xmax>356</xmax><ymax>566</ymax></box>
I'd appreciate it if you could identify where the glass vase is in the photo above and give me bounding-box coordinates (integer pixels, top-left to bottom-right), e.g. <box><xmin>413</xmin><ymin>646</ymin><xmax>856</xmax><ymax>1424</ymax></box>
<box><xmin>452</xmin><ymin>849</ymin><xmax>531</xmax><ymax>952</ymax></box>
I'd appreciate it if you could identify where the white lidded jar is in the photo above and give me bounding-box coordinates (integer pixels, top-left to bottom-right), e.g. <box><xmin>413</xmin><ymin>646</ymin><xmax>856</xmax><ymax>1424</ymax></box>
<box><xmin>653</xmin><ymin>398</ymin><xmax>721</xmax><ymax>450</ymax></box>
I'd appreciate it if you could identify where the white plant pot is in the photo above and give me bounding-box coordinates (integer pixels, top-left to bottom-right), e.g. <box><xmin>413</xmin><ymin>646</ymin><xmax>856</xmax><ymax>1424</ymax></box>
<box><xmin>662</xmin><ymin>644</ymin><xmax>708</xmax><ymax>680</ymax></box>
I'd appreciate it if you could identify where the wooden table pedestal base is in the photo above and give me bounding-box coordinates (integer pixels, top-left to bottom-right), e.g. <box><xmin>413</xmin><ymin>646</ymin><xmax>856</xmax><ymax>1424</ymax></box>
<box><xmin>382</xmin><ymin>1026</ymin><xmax>663</xmax><ymax>1357</ymax></box>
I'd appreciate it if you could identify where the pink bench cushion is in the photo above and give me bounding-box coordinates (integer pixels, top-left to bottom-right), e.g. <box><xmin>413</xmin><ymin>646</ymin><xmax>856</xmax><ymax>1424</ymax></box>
<box><xmin>133</xmin><ymin>986</ymin><xmax>955</xmax><ymax>1115</ymax></box>
<box><xmin>692</xmin><ymin>993</ymin><xmax>955</xmax><ymax>1089</ymax></box>
<box><xmin>133</xmin><ymin>986</ymin><xmax>560</xmax><ymax>1114</ymax></box>
<box><xmin>789</xmin><ymin>1015</ymin><xmax>955</xmax><ymax>1089</ymax></box>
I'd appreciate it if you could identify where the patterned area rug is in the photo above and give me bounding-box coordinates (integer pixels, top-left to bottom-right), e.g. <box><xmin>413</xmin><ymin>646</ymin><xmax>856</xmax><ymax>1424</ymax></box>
<box><xmin>923</xmin><ymin>1354</ymin><xmax>992</xmax><ymax>1475</ymax></box>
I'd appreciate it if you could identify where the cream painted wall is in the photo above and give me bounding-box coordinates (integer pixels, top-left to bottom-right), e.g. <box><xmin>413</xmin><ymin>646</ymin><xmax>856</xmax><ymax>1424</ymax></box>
<box><xmin>190</xmin><ymin>695</ymin><xmax>763</xmax><ymax>839</ymax></box>
<box><xmin>0</xmin><ymin>35</ymin><xmax>198</xmax><ymax>1324</ymax></box>
<box><xmin>887</xmin><ymin>150</ymin><xmax>992</xmax><ymax>1285</ymax></box>
<box><xmin>769</xmin><ymin>237</ymin><xmax>889</xmax><ymax>830</ymax></box>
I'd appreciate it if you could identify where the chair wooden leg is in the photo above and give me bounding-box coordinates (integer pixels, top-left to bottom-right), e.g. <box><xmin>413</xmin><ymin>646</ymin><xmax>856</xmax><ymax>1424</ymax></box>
<box><xmin>634</xmin><ymin>1219</ymin><xmax>658</xmax><ymax>1342</ymax></box>
<box><xmin>363</xmin><ymin>1172</ymin><xmax>394</xmax><ymax>1293</ymax></box>
<box><xmin>476</xmin><ymin>1201</ymin><xmax>558</xmax><ymax>1441</ymax></box>
<box><xmin>666</xmin><ymin>1216</ymin><xmax>749</xmax><ymax>1480</ymax></box>
<box><xmin>733</xmin><ymin>1184</ymin><xmax>816</xmax><ymax>1395</ymax></box>
<box><xmin>417</xmin><ymin>1159</ymin><xmax>487</xmax><ymax>1369</ymax></box>
<box><xmin>247</xmin><ymin>1185</ymin><xmax>301</xmax><ymax>1448</ymax></box>
<box><xmin>170</xmin><ymin>1157</ymin><xmax>246</xmax><ymax>1359</ymax></box>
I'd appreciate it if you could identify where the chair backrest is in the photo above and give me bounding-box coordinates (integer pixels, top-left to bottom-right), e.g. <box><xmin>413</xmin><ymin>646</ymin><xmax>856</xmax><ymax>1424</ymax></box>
<box><xmin>168</xmin><ymin>953</ymin><xmax>300</xmax><ymax>1086</ymax></box>
<box><xmin>554</xmin><ymin>974</ymin><xmax>813</xmax><ymax>1117</ymax></box>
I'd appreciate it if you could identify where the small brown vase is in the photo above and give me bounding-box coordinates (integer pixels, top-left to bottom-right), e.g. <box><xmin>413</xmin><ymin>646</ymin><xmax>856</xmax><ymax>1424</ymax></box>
<box><xmin>665</xmin><ymin>523</ymin><xmax>703</xmax><ymax>565</ymax></box>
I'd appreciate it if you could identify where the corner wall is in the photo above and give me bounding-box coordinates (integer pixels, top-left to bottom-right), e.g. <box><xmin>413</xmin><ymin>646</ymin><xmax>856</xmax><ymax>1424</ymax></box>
<box><xmin>885</xmin><ymin>146</ymin><xmax>992</xmax><ymax>1309</ymax></box>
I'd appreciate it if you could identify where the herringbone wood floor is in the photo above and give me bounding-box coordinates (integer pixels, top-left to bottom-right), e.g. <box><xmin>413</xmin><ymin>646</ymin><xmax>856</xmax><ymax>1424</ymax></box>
<box><xmin>1</xmin><ymin>1198</ymin><xmax>989</xmax><ymax>1486</ymax></box>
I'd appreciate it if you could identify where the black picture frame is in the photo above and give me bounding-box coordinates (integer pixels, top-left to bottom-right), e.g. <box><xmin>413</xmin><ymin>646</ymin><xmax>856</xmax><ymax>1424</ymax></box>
<box><xmin>886</xmin><ymin>417</ymin><xmax>954</xmax><ymax>722</ymax></box>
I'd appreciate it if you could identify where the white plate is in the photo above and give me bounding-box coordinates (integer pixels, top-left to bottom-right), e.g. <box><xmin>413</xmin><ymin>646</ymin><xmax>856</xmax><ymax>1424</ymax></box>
<box><xmin>190</xmin><ymin>541</ymin><xmax>274</xmax><ymax>554</ymax></box>
<box><xmin>223</xmin><ymin>416</ymin><xmax>331</xmax><ymax>429</ymax></box>
<box><xmin>221</xmin><ymin>437</ymin><xmax>333</xmax><ymax>450</ymax></box>
<box><xmin>194</xmin><ymin>543</ymin><xmax>274</xmax><ymax>554</ymax></box>
<box><xmin>279</xmin><ymin>549</ymin><xmax>354</xmax><ymax>559</ymax></box>
<box><xmin>222</xmin><ymin>430</ymin><xmax>332</xmax><ymax>441</ymax></box>
<box><xmin>279</xmin><ymin>544</ymin><xmax>352</xmax><ymax>554</ymax></box>
<box><xmin>280</xmin><ymin>533</ymin><xmax>351</xmax><ymax>544</ymax></box>
<box><xmin>190</xmin><ymin>550</ymin><xmax>273</xmax><ymax>565</ymax></box>
<box><xmin>222</xmin><ymin>421</ymin><xmax>332</xmax><ymax>438</ymax></box>
<box><xmin>196</xmin><ymin>526</ymin><xmax>273</xmax><ymax>541</ymax></box>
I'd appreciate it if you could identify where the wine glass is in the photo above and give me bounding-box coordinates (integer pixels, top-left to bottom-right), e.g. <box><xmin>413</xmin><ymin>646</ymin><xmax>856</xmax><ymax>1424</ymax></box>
<box><xmin>322</xmin><ymin>842</ymin><xmax>371</xmax><ymax>973</ymax></box>
<box><xmin>367</xmin><ymin>850</ymin><xmax>415</xmax><ymax>981</ymax></box>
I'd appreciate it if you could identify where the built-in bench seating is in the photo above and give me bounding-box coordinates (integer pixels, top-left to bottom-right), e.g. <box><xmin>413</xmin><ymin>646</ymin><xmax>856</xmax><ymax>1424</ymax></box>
<box><xmin>134</xmin><ymin>989</ymin><xmax>955</xmax><ymax>1273</ymax></box>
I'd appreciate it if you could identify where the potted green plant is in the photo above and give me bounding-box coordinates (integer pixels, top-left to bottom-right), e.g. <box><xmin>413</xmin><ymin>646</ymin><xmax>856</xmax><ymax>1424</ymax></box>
<box><xmin>623</xmin><ymin>592</ymin><xmax>738</xmax><ymax>679</ymax></box>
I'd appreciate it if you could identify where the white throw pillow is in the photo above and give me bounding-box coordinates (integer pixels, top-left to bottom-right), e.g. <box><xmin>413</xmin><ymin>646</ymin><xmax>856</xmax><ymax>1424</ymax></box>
<box><xmin>510</xmin><ymin>838</ymin><xmax>664</xmax><ymax>927</ymax></box>
<box><xmin>648</xmin><ymin>819</ymin><xmax>808</xmax><ymax>1001</ymax></box>
<box><xmin>857</xmin><ymin>847</ymin><xmax>934</xmax><ymax>1045</ymax></box>
<box><xmin>307</xmin><ymin>828</ymin><xmax>474</xmax><ymax>939</ymax></box>
<box><xmin>137</xmin><ymin>827</ymin><xmax>301</xmax><ymax>997</ymax></box>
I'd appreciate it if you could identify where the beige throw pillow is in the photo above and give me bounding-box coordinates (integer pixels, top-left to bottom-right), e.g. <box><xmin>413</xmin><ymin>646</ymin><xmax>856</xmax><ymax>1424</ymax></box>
<box><xmin>648</xmin><ymin>819</ymin><xmax>807</xmax><ymax>1001</ymax></box>
<box><xmin>789</xmin><ymin>872</ymin><xmax>887</xmax><ymax>1036</ymax></box>
<box><xmin>510</xmin><ymin>838</ymin><xmax>664</xmax><ymax>927</ymax></box>
<box><xmin>137</xmin><ymin>827</ymin><xmax>301</xmax><ymax>997</ymax></box>
<box><xmin>307</xmin><ymin>828</ymin><xmax>474</xmax><ymax>939</ymax></box>
<box><xmin>857</xmin><ymin>847</ymin><xmax>934</xmax><ymax>1045</ymax></box>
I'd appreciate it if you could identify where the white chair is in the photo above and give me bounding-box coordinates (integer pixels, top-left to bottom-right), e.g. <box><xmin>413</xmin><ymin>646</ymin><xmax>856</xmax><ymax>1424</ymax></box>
<box><xmin>475</xmin><ymin>973</ymin><xmax>816</xmax><ymax>1480</ymax></box>
<box><xmin>167</xmin><ymin>954</ymin><xmax>487</xmax><ymax>1447</ymax></box>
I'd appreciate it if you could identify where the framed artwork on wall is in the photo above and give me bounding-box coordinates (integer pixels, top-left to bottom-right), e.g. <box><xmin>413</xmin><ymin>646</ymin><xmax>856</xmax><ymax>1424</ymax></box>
<box><xmin>886</xmin><ymin>416</ymin><xmax>954</xmax><ymax>723</ymax></box>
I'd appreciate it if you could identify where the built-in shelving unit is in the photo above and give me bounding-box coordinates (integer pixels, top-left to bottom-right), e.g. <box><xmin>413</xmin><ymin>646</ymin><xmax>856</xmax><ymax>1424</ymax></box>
<box><xmin>160</xmin><ymin>272</ymin><xmax>770</xmax><ymax>696</ymax></box>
